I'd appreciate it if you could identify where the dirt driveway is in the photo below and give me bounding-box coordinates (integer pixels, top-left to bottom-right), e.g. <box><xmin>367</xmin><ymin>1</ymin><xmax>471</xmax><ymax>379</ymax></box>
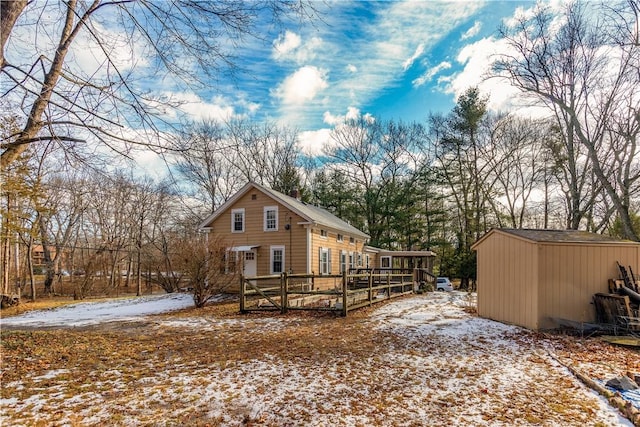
<box><xmin>1</xmin><ymin>292</ymin><xmax>638</xmax><ymax>426</ymax></box>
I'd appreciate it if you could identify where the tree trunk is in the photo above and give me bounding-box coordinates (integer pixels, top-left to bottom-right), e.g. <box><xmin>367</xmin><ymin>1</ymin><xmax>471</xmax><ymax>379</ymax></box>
<box><xmin>26</xmin><ymin>237</ymin><xmax>35</xmax><ymax>301</ymax></box>
<box><xmin>0</xmin><ymin>0</ymin><xmax>28</xmax><ymax>71</ymax></box>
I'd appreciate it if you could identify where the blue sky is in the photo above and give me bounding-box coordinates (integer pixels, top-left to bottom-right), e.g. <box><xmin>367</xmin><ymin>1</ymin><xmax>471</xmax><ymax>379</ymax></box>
<box><xmin>169</xmin><ymin>0</ymin><xmax>537</xmax><ymax>155</ymax></box>
<box><xmin>6</xmin><ymin>0</ymin><xmax>545</xmax><ymax>164</ymax></box>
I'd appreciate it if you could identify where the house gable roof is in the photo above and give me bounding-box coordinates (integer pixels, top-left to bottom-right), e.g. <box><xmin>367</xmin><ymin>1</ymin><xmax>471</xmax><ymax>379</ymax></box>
<box><xmin>199</xmin><ymin>182</ymin><xmax>370</xmax><ymax>240</ymax></box>
<box><xmin>472</xmin><ymin>228</ymin><xmax>638</xmax><ymax>249</ymax></box>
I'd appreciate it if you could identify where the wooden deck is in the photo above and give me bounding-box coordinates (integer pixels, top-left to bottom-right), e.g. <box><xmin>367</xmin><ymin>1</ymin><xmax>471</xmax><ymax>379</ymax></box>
<box><xmin>239</xmin><ymin>269</ymin><xmax>435</xmax><ymax>316</ymax></box>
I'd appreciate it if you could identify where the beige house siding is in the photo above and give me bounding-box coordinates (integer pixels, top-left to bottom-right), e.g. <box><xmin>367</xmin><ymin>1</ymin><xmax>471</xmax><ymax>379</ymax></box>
<box><xmin>309</xmin><ymin>227</ymin><xmax>366</xmax><ymax>290</ymax></box>
<box><xmin>474</xmin><ymin>228</ymin><xmax>640</xmax><ymax>330</ymax></box>
<box><xmin>200</xmin><ymin>183</ymin><xmax>372</xmax><ymax>291</ymax></box>
<box><xmin>203</xmin><ymin>189</ymin><xmax>309</xmax><ymax>276</ymax></box>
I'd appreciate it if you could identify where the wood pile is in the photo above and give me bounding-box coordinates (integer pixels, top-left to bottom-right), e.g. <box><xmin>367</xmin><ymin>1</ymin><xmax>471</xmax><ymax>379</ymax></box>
<box><xmin>593</xmin><ymin>263</ymin><xmax>640</xmax><ymax>334</ymax></box>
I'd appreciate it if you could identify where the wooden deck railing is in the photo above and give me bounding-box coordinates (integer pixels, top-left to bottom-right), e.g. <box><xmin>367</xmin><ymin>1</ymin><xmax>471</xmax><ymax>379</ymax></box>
<box><xmin>240</xmin><ymin>268</ymin><xmax>427</xmax><ymax>316</ymax></box>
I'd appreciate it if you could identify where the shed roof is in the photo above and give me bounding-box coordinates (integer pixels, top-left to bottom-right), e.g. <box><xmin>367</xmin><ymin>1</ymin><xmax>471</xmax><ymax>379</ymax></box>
<box><xmin>199</xmin><ymin>182</ymin><xmax>370</xmax><ymax>240</ymax></box>
<box><xmin>472</xmin><ymin>228</ymin><xmax>639</xmax><ymax>249</ymax></box>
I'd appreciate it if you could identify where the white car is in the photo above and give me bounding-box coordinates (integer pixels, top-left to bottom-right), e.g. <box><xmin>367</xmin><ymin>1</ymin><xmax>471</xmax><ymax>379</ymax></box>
<box><xmin>436</xmin><ymin>277</ymin><xmax>453</xmax><ymax>291</ymax></box>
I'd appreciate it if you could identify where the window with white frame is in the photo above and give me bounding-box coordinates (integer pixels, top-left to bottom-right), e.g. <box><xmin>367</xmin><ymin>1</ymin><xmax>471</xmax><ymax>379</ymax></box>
<box><xmin>231</xmin><ymin>208</ymin><xmax>245</xmax><ymax>232</ymax></box>
<box><xmin>320</xmin><ymin>229</ymin><xmax>328</xmax><ymax>238</ymax></box>
<box><xmin>263</xmin><ymin>206</ymin><xmax>278</xmax><ymax>231</ymax></box>
<box><xmin>349</xmin><ymin>252</ymin><xmax>354</xmax><ymax>269</ymax></box>
<box><xmin>349</xmin><ymin>236</ymin><xmax>355</xmax><ymax>244</ymax></box>
<box><xmin>337</xmin><ymin>234</ymin><xmax>344</xmax><ymax>242</ymax></box>
<box><xmin>270</xmin><ymin>246</ymin><xmax>285</xmax><ymax>274</ymax></box>
<box><xmin>357</xmin><ymin>253</ymin><xmax>363</xmax><ymax>267</ymax></box>
<box><xmin>340</xmin><ymin>251</ymin><xmax>347</xmax><ymax>273</ymax></box>
<box><xmin>381</xmin><ymin>256</ymin><xmax>391</xmax><ymax>269</ymax></box>
<box><xmin>319</xmin><ymin>247</ymin><xmax>331</xmax><ymax>275</ymax></box>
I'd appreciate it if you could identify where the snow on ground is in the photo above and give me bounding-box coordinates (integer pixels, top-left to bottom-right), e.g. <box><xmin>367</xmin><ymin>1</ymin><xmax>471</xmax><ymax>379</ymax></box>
<box><xmin>0</xmin><ymin>293</ymin><xmax>194</xmax><ymax>327</ymax></box>
<box><xmin>1</xmin><ymin>291</ymin><xmax>636</xmax><ymax>426</ymax></box>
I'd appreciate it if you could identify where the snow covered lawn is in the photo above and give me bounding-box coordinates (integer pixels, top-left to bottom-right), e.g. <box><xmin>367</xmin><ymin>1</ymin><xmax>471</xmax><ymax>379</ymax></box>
<box><xmin>1</xmin><ymin>291</ymin><xmax>637</xmax><ymax>426</ymax></box>
<box><xmin>0</xmin><ymin>293</ymin><xmax>195</xmax><ymax>328</ymax></box>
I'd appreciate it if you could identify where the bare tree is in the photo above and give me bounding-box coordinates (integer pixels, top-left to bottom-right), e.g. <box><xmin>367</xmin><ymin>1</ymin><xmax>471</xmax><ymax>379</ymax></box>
<box><xmin>1</xmin><ymin>0</ymin><xmax>319</xmax><ymax>168</ymax></box>
<box><xmin>176</xmin><ymin>234</ymin><xmax>239</xmax><ymax>308</ymax></box>
<box><xmin>174</xmin><ymin>120</ymin><xmax>249</xmax><ymax>212</ymax></box>
<box><xmin>494</xmin><ymin>1</ymin><xmax>640</xmax><ymax>240</ymax></box>
<box><xmin>483</xmin><ymin>116</ymin><xmax>555</xmax><ymax>228</ymax></box>
<box><xmin>37</xmin><ymin>173</ymin><xmax>88</xmax><ymax>294</ymax></box>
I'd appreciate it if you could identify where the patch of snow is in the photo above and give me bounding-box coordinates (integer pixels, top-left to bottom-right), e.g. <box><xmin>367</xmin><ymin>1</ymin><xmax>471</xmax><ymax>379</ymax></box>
<box><xmin>0</xmin><ymin>293</ymin><xmax>194</xmax><ymax>327</ymax></box>
<box><xmin>154</xmin><ymin>317</ymin><xmax>289</xmax><ymax>332</ymax></box>
<box><xmin>33</xmin><ymin>369</ymin><xmax>70</xmax><ymax>381</ymax></box>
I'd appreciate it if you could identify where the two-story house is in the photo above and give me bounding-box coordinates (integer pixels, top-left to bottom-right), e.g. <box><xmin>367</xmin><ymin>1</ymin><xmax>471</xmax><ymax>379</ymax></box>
<box><xmin>199</xmin><ymin>182</ymin><xmax>371</xmax><ymax>283</ymax></box>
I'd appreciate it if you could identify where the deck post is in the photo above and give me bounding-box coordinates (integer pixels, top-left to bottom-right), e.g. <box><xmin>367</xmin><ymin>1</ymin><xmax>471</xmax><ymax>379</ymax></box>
<box><xmin>368</xmin><ymin>268</ymin><xmax>373</xmax><ymax>306</ymax></box>
<box><xmin>281</xmin><ymin>272</ymin><xmax>288</xmax><ymax>314</ymax></box>
<box><xmin>386</xmin><ymin>271</ymin><xmax>391</xmax><ymax>299</ymax></box>
<box><xmin>342</xmin><ymin>271</ymin><xmax>348</xmax><ymax>317</ymax></box>
<box><xmin>239</xmin><ymin>275</ymin><xmax>245</xmax><ymax>313</ymax></box>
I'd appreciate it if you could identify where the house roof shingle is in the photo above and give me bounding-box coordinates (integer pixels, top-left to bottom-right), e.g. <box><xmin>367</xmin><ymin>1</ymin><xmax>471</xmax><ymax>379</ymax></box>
<box><xmin>199</xmin><ymin>182</ymin><xmax>370</xmax><ymax>240</ymax></box>
<box><xmin>257</xmin><ymin>185</ymin><xmax>369</xmax><ymax>239</ymax></box>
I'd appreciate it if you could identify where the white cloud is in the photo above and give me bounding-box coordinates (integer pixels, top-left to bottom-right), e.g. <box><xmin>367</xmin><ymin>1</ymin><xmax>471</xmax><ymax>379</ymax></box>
<box><xmin>346</xmin><ymin>64</ymin><xmax>358</xmax><ymax>73</ymax></box>
<box><xmin>323</xmin><ymin>106</ymin><xmax>361</xmax><ymax>126</ymax></box>
<box><xmin>298</xmin><ymin>128</ymin><xmax>333</xmax><ymax>156</ymax></box>
<box><xmin>446</xmin><ymin>36</ymin><xmax>549</xmax><ymax>117</ymax></box>
<box><xmin>274</xmin><ymin>66</ymin><xmax>328</xmax><ymax>105</ymax></box>
<box><xmin>147</xmin><ymin>92</ymin><xmax>235</xmax><ymax>122</ymax></box>
<box><xmin>272</xmin><ymin>31</ymin><xmax>323</xmax><ymax>63</ymax></box>
<box><xmin>346</xmin><ymin>106</ymin><xmax>361</xmax><ymax>121</ymax></box>
<box><xmin>323</xmin><ymin>111</ymin><xmax>342</xmax><ymax>126</ymax></box>
<box><xmin>403</xmin><ymin>43</ymin><xmax>425</xmax><ymax>71</ymax></box>
<box><xmin>412</xmin><ymin>61</ymin><xmax>452</xmax><ymax>87</ymax></box>
<box><xmin>272</xmin><ymin>31</ymin><xmax>301</xmax><ymax>60</ymax></box>
<box><xmin>461</xmin><ymin>21</ymin><xmax>482</xmax><ymax>40</ymax></box>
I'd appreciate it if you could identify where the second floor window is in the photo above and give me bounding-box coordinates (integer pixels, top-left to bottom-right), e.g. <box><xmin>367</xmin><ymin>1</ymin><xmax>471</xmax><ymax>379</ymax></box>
<box><xmin>264</xmin><ymin>206</ymin><xmax>278</xmax><ymax>231</ymax></box>
<box><xmin>232</xmin><ymin>208</ymin><xmax>245</xmax><ymax>232</ymax></box>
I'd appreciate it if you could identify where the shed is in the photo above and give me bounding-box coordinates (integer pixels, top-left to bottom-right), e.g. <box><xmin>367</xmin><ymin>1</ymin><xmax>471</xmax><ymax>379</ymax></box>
<box><xmin>471</xmin><ymin>228</ymin><xmax>640</xmax><ymax>330</ymax></box>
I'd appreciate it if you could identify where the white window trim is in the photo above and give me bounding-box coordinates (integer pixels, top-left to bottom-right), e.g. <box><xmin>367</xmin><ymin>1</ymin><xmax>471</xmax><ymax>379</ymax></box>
<box><xmin>319</xmin><ymin>229</ymin><xmax>328</xmax><ymax>239</ymax></box>
<box><xmin>337</xmin><ymin>234</ymin><xmax>344</xmax><ymax>242</ymax></box>
<box><xmin>263</xmin><ymin>206</ymin><xmax>278</xmax><ymax>232</ymax></box>
<box><xmin>270</xmin><ymin>245</ymin><xmax>285</xmax><ymax>274</ymax></box>
<box><xmin>381</xmin><ymin>255</ymin><xmax>391</xmax><ymax>269</ymax></box>
<box><xmin>231</xmin><ymin>208</ymin><xmax>245</xmax><ymax>233</ymax></box>
<box><xmin>319</xmin><ymin>247</ymin><xmax>332</xmax><ymax>275</ymax></box>
<box><xmin>340</xmin><ymin>250</ymin><xmax>347</xmax><ymax>273</ymax></box>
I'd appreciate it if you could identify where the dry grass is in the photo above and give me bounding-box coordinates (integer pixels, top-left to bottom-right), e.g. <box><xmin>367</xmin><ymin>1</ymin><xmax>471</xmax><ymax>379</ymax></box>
<box><xmin>1</xmin><ymin>296</ymin><xmax>638</xmax><ymax>426</ymax></box>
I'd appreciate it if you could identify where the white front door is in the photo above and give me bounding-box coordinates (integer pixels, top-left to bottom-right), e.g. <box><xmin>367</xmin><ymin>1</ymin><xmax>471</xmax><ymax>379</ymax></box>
<box><xmin>243</xmin><ymin>251</ymin><xmax>257</xmax><ymax>277</ymax></box>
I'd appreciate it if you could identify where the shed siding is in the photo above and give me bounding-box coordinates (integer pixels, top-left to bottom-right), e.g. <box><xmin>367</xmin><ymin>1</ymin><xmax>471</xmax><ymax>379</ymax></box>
<box><xmin>477</xmin><ymin>233</ymin><xmax>538</xmax><ymax>330</ymax></box>
<box><xmin>475</xmin><ymin>228</ymin><xmax>640</xmax><ymax>330</ymax></box>
<box><xmin>537</xmin><ymin>243</ymin><xmax>640</xmax><ymax>329</ymax></box>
